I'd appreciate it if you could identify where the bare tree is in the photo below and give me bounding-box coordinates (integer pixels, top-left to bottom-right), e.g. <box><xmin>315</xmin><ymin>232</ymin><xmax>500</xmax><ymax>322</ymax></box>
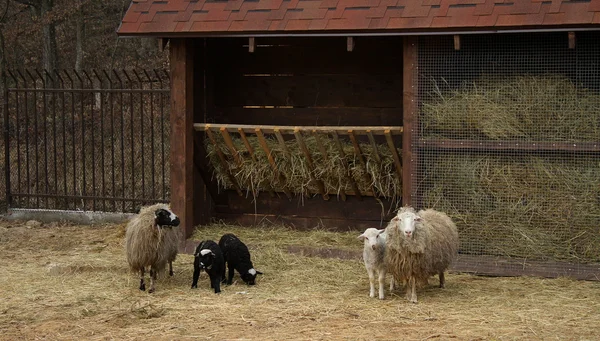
<box><xmin>15</xmin><ymin>0</ymin><xmax>58</xmax><ymax>74</ymax></box>
<box><xmin>74</xmin><ymin>0</ymin><xmax>83</xmax><ymax>70</ymax></box>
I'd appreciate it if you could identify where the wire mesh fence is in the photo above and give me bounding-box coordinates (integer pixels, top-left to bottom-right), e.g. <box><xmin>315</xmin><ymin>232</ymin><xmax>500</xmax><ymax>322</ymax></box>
<box><xmin>2</xmin><ymin>69</ymin><xmax>170</xmax><ymax>213</ymax></box>
<box><xmin>415</xmin><ymin>32</ymin><xmax>600</xmax><ymax>267</ymax></box>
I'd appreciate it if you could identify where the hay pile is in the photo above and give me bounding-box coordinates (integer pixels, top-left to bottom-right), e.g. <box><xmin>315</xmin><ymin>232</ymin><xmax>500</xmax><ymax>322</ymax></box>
<box><xmin>421</xmin><ymin>75</ymin><xmax>600</xmax><ymax>141</ymax></box>
<box><xmin>421</xmin><ymin>153</ymin><xmax>600</xmax><ymax>263</ymax></box>
<box><xmin>205</xmin><ymin>134</ymin><xmax>401</xmax><ymax>200</ymax></box>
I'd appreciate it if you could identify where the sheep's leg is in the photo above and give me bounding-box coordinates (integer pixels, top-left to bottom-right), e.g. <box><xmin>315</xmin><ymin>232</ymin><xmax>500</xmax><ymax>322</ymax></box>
<box><xmin>389</xmin><ymin>275</ymin><xmax>395</xmax><ymax>292</ymax></box>
<box><xmin>169</xmin><ymin>261</ymin><xmax>174</xmax><ymax>277</ymax></box>
<box><xmin>406</xmin><ymin>277</ymin><xmax>418</xmax><ymax>303</ymax></box>
<box><xmin>191</xmin><ymin>266</ymin><xmax>201</xmax><ymax>289</ymax></box>
<box><xmin>226</xmin><ymin>265</ymin><xmax>235</xmax><ymax>285</ymax></box>
<box><xmin>148</xmin><ymin>268</ymin><xmax>157</xmax><ymax>293</ymax></box>
<box><xmin>439</xmin><ymin>271</ymin><xmax>445</xmax><ymax>288</ymax></box>
<box><xmin>367</xmin><ymin>267</ymin><xmax>376</xmax><ymax>298</ymax></box>
<box><xmin>212</xmin><ymin>275</ymin><xmax>222</xmax><ymax>294</ymax></box>
<box><xmin>139</xmin><ymin>268</ymin><xmax>146</xmax><ymax>291</ymax></box>
<box><xmin>378</xmin><ymin>270</ymin><xmax>386</xmax><ymax>300</ymax></box>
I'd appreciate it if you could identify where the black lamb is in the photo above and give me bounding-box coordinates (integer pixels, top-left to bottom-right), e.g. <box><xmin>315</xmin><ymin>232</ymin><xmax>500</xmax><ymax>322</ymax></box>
<box><xmin>218</xmin><ymin>233</ymin><xmax>263</xmax><ymax>285</ymax></box>
<box><xmin>191</xmin><ymin>240</ymin><xmax>224</xmax><ymax>294</ymax></box>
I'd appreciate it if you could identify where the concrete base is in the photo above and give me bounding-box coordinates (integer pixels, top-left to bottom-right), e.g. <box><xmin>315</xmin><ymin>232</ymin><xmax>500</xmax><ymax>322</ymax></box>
<box><xmin>2</xmin><ymin>208</ymin><xmax>134</xmax><ymax>225</ymax></box>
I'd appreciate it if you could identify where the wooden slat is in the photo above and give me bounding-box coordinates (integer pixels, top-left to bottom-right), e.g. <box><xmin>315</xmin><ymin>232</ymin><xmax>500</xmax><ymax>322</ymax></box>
<box><xmin>274</xmin><ymin>129</ymin><xmax>291</xmax><ymax>157</ymax></box>
<box><xmin>208</xmin><ymin>107</ymin><xmax>402</xmax><ymax>127</ymax></box>
<box><xmin>255</xmin><ymin>128</ymin><xmax>293</xmax><ymax>200</ymax></box>
<box><xmin>348</xmin><ymin>130</ymin><xmax>376</xmax><ymax>196</ymax></box>
<box><xmin>219</xmin><ymin>127</ymin><xmax>242</xmax><ymax>165</ymax></box>
<box><xmin>417</xmin><ymin>139</ymin><xmax>600</xmax><ymax>152</ymax></box>
<box><xmin>313</xmin><ymin>130</ymin><xmax>345</xmax><ymax>200</ymax></box>
<box><xmin>366</xmin><ymin>130</ymin><xmax>381</xmax><ymax>163</ymax></box>
<box><xmin>197</xmin><ymin>123</ymin><xmax>403</xmax><ymax>136</ymax></box>
<box><xmin>209</xmin><ymin>36</ymin><xmax>404</xmax><ymax>75</ymax></box>
<box><xmin>294</xmin><ymin>129</ymin><xmax>329</xmax><ymax>200</ymax></box>
<box><xmin>332</xmin><ymin>131</ymin><xmax>362</xmax><ymax>200</ymax></box>
<box><xmin>238</xmin><ymin>128</ymin><xmax>257</xmax><ymax>162</ymax></box>
<box><xmin>402</xmin><ymin>36</ymin><xmax>417</xmax><ymax>207</ymax></box>
<box><xmin>385</xmin><ymin>129</ymin><xmax>403</xmax><ymax>184</ymax></box>
<box><xmin>205</xmin><ymin>129</ymin><xmax>244</xmax><ymax>197</ymax></box>
<box><xmin>238</xmin><ymin>127</ymin><xmax>275</xmax><ymax>197</ymax></box>
<box><xmin>213</xmin><ymin>74</ymin><xmax>404</xmax><ymax>108</ymax></box>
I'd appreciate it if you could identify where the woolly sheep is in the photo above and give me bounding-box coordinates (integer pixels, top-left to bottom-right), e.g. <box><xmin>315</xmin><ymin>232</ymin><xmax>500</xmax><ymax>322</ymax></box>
<box><xmin>191</xmin><ymin>240</ymin><xmax>225</xmax><ymax>294</ymax></box>
<box><xmin>357</xmin><ymin>228</ymin><xmax>394</xmax><ymax>300</ymax></box>
<box><xmin>385</xmin><ymin>206</ymin><xmax>459</xmax><ymax>303</ymax></box>
<box><xmin>218</xmin><ymin>233</ymin><xmax>263</xmax><ymax>286</ymax></box>
<box><xmin>125</xmin><ymin>203</ymin><xmax>180</xmax><ymax>293</ymax></box>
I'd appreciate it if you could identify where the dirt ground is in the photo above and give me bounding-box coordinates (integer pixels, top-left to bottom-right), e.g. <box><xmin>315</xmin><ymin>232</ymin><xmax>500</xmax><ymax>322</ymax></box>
<box><xmin>0</xmin><ymin>219</ymin><xmax>599</xmax><ymax>341</ymax></box>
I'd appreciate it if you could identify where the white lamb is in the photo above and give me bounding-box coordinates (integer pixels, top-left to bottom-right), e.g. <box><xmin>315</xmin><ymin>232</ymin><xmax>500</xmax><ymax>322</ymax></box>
<box><xmin>358</xmin><ymin>228</ymin><xmax>395</xmax><ymax>300</ymax></box>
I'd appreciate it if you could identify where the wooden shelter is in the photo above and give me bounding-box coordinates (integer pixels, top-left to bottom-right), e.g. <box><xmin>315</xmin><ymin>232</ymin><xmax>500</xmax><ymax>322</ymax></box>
<box><xmin>118</xmin><ymin>0</ymin><xmax>600</xmax><ymax>239</ymax></box>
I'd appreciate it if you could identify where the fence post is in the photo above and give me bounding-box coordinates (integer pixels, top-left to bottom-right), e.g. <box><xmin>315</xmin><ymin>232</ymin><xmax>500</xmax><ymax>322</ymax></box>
<box><xmin>2</xmin><ymin>70</ymin><xmax>10</xmax><ymax>209</ymax></box>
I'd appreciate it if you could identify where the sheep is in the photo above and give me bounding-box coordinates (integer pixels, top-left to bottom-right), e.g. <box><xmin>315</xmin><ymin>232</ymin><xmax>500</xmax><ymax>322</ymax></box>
<box><xmin>357</xmin><ymin>228</ymin><xmax>394</xmax><ymax>300</ymax></box>
<box><xmin>125</xmin><ymin>203</ymin><xmax>180</xmax><ymax>293</ymax></box>
<box><xmin>191</xmin><ymin>240</ymin><xmax>225</xmax><ymax>294</ymax></box>
<box><xmin>218</xmin><ymin>233</ymin><xmax>263</xmax><ymax>286</ymax></box>
<box><xmin>385</xmin><ymin>206</ymin><xmax>459</xmax><ymax>303</ymax></box>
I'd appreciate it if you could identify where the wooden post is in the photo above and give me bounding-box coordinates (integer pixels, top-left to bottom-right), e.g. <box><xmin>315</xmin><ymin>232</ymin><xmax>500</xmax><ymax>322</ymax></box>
<box><xmin>453</xmin><ymin>35</ymin><xmax>460</xmax><ymax>51</ymax></box>
<box><xmin>347</xmin><ymin>37</ymin><xmax>355</xmax><ymax>52</ymax></box>
<box><xmin>402</xmin><ymin>36</ymin><xmax>418</xmax><ymax>207</ymax></box>
<box><xmin>568</xmin><ymin>32</ymin><xmax>576</xmax><ymax>49</ymax></box>
<box><xmin>170</xmin><ymin>38</ymin><xmax>204</xmax><ymax>240</ymax></box>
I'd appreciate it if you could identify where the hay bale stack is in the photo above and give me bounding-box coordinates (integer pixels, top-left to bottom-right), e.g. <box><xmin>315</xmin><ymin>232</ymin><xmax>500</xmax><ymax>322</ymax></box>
<box><xmin>205</xmin><ymin>134</ymin><xmax>401</xmax><ymax>200</ymax></box>
<box><xmin>421</xmin><ymin>153</ymin><xmax>600</xmax><ymax>263</ymax></box>
<box><xmin>421</xmin><ymin>75</ymin><xmax>600</xmax><ymax>141</ymax></box>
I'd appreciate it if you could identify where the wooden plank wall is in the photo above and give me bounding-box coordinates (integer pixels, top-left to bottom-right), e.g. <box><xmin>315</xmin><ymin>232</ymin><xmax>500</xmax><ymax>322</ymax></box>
<box><xmin>199</xmin><ymin>36</ymin><xmax>404</xmax><ymax>230</ymax></box>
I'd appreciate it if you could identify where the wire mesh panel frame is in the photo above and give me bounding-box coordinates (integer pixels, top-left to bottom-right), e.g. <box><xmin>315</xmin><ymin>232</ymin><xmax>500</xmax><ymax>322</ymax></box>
<box><xmin>4</xmin><ymin>69</ymin><xmax>171</xmax><ymax>212</ymax></box>
<box><xmin>414</xmin><ymin>32</ymin><xmax>600</xmax><ymax>276</ymax></box>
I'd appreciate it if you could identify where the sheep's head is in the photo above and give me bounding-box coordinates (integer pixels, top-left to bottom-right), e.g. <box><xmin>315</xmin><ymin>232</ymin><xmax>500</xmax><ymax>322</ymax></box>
<box><xmin>358</xmin><ymin>228</ymin><xmax>385</xmax><ymax>250</ymax></box>
<box><xmin>241</xmin><ymin>268</ymin><xmax>263</xmax><ymax>285</ymax></box>
<box><xmin>194</xmin><ymin>249</ymin><xmax>215</xmax><ymax>270</ymax></box>
<box><xmin>391</xmin><ymin>207</ymin><xmax>421</xmax><ymax>239</ymax></box>
<box><xmin>154</xmin><ymin>208</ymin><xmax>180</xmax><ymax>228</ymax></box>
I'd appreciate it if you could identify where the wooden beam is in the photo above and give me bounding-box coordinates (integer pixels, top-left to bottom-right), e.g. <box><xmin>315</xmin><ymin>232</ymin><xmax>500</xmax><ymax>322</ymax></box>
<box><xmin>453</xmin><ymin>35</ymin><xmax>460</xmax><ymax>50</ymax></box>
<box><xmin>568</xmin><ymin>32</ymin><xmax>576</xmax><ymax>49</ymax></box>
<box><xmin>159</xmin><ymin>38</ymin><xmax>169</xmax><ymax>52</ymax></box>
<box><xmin>169</xmin><ymin>39</ymin><xmax>201</xmax><ymax>240</ymax></box>
<box><xmin>347</xmin><ymin>37</ymin><xmax>355</xmax><ymax>52</ymax></box>
<box><xmin>249</xmin><ymin>37</ymin><xmax>256</xmax><ymax>53</ymax></box>
<box><xmin>402</xmin><ymin>36</ymin><xmax>418</xmax><ymax>208</ymax></box>
<box><xmin>417</xmin><ymin>139</ymin><xmax>600</xmax><ymax>152</ymax></box>
<box><xmin>194</xmin><ymin>123</ymin><xmax>403</xmax><ymax>135</ymax></box>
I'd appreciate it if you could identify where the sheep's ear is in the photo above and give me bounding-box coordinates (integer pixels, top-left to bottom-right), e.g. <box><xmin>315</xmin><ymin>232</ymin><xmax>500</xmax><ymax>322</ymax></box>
<box><xmin>255</xmin><ymin>270</ymin><xmax>263</xmax><ymax>275</ymax></box>
<box><xmin>391</xmin><ymin>216</ymin><xmax>399</xmax><ymax>222</ymax></box>
<box><xmin>357</xmin><ymin>234</ymin><xmax>366</xmax><ymax>241</ymax></box>
<box><xmin>414</xmin><ymin>216</ymin><xmax>422</xmax><ymax>222</ymax></box>
<box><xmin>377</xmin><ymin>229</ymin><xmax>385</xmax><ymax>237</ymax></box>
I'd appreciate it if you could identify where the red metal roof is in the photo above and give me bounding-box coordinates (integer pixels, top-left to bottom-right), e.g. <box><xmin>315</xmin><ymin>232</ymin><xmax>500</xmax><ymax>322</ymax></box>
<box><xmin>117</xmin><ymin>0</ymin><xmax>600</xmax><ymax>36</ymax></box>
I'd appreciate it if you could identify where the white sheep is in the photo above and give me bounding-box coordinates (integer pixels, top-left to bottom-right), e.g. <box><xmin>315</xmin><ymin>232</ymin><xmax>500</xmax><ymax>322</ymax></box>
<box><xmin>385</xmin><ymin>206</ymin><xmax>459</xmax><ymax>303</ymax></box>
<box><xmin>125</xmin><ymin>203</ymin><xmax>180</xmax><ymax>293</ymax></box>
<box><xmin>358</xmin><ymin>228</ymin><xmax>394</xmax><ymax>300</ymax></box>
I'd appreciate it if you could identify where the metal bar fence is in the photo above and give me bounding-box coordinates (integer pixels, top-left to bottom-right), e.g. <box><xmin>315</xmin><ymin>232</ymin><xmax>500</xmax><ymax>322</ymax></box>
<box><xmin>2</xmin><ymin>69</ymin><xmax>170</xmax><ymax>213</ymax></box>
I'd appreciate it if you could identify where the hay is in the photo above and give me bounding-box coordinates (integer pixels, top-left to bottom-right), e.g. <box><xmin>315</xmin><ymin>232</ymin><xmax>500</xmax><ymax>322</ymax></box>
<box><xmin>421</xmin><ymin>75</ymin><xmax>600</xmax><ymax>141</ymax></box>
<box><xmin>421</xmin><ymin>153</ymin><xmax>600</xmax><ymax>263</ymax></box>
<box><xmin>205</xmin><ymin>134</ymin><xmax>401</xmax><ymax>201</ymax></box>
<box><xmin>1</xmin><ymin>220</ymin><xmax>600</xmax><ymax>340</ymax></box>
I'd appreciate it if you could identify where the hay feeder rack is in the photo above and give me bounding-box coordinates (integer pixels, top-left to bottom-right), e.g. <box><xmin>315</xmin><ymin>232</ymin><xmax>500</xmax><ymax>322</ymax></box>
<box><xmin>195</xmin><ymin>123</ymin><xmax>404</xmax><ymax>202</ymax></box>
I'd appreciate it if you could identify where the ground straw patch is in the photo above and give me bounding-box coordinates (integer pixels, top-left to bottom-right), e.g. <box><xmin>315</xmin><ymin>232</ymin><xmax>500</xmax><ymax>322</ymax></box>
<box><xmin>1</xmin><ymin>220</ymin><xmax>600</xmax><ymax>340</ymax></box>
